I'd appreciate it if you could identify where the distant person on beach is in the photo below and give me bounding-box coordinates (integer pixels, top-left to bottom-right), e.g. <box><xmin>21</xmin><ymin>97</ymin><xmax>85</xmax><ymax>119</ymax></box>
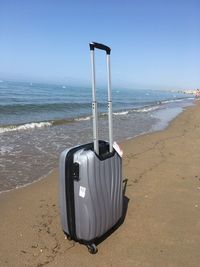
<box><xmin>195</xmin><ymin>89</ymin><xmax>200</xmax><ymax>98</ymax></box>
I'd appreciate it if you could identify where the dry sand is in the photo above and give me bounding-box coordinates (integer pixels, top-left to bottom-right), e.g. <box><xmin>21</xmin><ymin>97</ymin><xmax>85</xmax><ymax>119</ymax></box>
<box><xmin>1</xmin><ymin>101</ymin><xmax>200</xmax><ymax>267</ymax></box>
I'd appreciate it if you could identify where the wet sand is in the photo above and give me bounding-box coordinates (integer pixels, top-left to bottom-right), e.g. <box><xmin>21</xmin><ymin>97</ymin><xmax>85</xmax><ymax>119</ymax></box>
<box><xmin>0</xmin><ymin>101</ymin><xmax>200</xmax><ymax>267</ymax></box>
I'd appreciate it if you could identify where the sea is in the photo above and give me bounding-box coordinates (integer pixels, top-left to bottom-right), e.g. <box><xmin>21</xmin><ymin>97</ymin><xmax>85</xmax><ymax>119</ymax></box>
<box><xmin>0</xmin><ymin>80</ymin><xmax>194</xmax><ymax>193</ymax></box>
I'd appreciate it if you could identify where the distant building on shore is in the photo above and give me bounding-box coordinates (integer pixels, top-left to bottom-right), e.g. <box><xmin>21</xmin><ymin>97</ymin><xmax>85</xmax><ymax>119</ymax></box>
<box><xmin>177</xmin><ymin>89</ymin><xmax>199</xmax><ymax>95</ymax></box>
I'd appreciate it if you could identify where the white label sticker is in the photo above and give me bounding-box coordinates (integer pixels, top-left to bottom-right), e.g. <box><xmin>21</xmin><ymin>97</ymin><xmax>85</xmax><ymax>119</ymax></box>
<box><xmin>79</xmin><ymin>186</ymin><xmax>86</xmax><ymax>198</ymax></box>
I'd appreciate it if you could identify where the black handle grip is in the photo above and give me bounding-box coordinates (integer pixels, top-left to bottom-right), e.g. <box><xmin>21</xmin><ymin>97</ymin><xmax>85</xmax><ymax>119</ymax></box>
<box><xmin>89</xmin><ymin>42</ymin><xmax>111</xmax><ymax>55</ymax></box>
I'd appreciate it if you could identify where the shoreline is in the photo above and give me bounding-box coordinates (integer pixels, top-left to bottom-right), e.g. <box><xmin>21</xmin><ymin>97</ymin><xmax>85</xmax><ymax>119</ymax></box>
<box><xmin>1</xmin><ymin>101</ymin><xmax>200</xmax><ymax>266</ymax></box>
<box><xmin>0</xmin><ymin>96</ymin><xmax>194</xmax><ymax>194</ymax></box>
<box><xmin>0</xmin><ymin>100</ymin><xmax>194</xmax><ymax>195</ymax></box>
<box><xmin>0</xmin><ymin>169</ymin><xmax>54</xmax><ymax>196</ymax></box>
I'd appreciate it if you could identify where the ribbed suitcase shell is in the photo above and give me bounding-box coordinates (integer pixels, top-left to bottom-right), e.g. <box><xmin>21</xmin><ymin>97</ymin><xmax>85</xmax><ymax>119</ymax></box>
<box><xmin>59</xmin><ymin>141</ymin><xmax>123</xmax><ymax>242</ymax></box>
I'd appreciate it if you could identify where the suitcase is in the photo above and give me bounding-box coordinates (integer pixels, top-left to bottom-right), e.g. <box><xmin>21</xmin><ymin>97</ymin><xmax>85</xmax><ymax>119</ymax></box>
<box><xmin>59</xmin><ymin>42</ymin><xmax>123</xmax><ymax>254</ymax></box>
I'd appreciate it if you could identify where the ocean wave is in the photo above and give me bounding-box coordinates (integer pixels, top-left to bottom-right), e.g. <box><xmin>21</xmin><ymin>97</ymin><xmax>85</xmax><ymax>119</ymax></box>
<box><xmin>134</xmin><ymin>105</ymin><xmax>160</xmax><ymax>113</ymax></box>
<box><xmin>0</xmin><ymin>102</ymin><xmax>92</xmax><ymax>115</ymax></box>
<box><xmin>161</xmin><ymin>99</ymin><xmax>184</xmax><ymax>104</ymax></box>
<box><xmin>74</xmin><ymin>116</ymin><xmax>91</xmax><ymax>121</ymax></box>
<box><xmin>107</xmin><ymin>105</ymin><xmax>160</xmax><ymax>116</ymax></box>
<box><xmin>0</xmin><ymin>122</ymin><xmax>52</xmax><ymax>134</ymax></box>
<box><xmin>113</xmin><ymin>111</ymin><xmax>129</xmax><ymax>116</ymax></box>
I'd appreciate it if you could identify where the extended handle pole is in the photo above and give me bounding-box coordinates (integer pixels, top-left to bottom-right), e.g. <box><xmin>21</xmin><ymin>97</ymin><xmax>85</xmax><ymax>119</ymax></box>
<box><xmin>89</xmin><ymin>42</ymin><xmax>113</xmax><ymax>155</ymax></box>
<box><xmin>107</xmin><ymin>54</ymin><xmax>113</xmax><ymax>153</ymax></box>
<box><xmin>90</xmin><ymin>49</ymin><xmax>99</xmax><ymax>155</ymax></box>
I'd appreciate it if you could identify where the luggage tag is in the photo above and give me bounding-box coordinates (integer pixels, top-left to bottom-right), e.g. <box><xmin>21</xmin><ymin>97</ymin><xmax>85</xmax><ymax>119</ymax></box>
<box><xmin>113</xmin><ymin>142</ymin><xmax>123</xmax><ymax>157</ymax></box>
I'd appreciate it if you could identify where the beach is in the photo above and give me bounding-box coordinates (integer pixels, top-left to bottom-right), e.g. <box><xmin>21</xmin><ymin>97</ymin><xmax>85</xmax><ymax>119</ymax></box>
<box><xmin>1</xmin><ymin>101</ymin><xmax>200</xmax><ymax>267</ymax></box>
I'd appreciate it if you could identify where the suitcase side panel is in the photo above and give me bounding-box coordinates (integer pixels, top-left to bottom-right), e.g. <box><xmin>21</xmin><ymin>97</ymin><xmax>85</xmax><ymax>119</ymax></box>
<box><xmin>59</xmin><ymin>149</ymin><xmax>71</xmax><ymax>235</ymax></box>
<box><xmin>59</xmin><ymin>143</ymin><xmax>94</xmax><ymax>239</ymax></box>
<box><xmin>73</xmin><ymin>149</ymin><xmax>123</xmax><ymax>241</ymax></box>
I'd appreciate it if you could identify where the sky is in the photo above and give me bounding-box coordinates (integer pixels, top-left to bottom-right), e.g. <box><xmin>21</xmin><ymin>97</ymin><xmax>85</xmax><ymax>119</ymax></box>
<box><xmin>0</xmin><ymin>0</ymin><xmax>199</xmax><ymax>90</ymax></box>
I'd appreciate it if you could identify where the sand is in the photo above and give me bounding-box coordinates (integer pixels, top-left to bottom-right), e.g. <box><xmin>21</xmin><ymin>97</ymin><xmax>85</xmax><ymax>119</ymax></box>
<box><xmin>1</xmin><ymin>101</ymin><xmax>200</xmax><ymax>267</ymax></box>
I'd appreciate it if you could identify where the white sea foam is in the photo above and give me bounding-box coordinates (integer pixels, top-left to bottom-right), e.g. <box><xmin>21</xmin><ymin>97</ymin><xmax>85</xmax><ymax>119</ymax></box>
<box><xmin>113</xmin><ymin>111</ymin><xmax>129</xmax><ymax>116</ymax></box>
<box><xmin>0</xmin><ymin>122</ymin><xmax>52</xmax><ymax>134</ymax></box>
<box><xmin>135</xmin><ymin>106</ymin><xmax>160</xmax><ymax>113</ymax></box>
<box><xmin>162</xmin><ymin>99</ymin><xmax>184</xmax><ymax>104</ymax></box>
<box><xmin>75</xmin><ymin>116</ymin><xmax>91</xmax><ymax>121</ymax></box>
<box><xmin>111</xmin><ymin>106</ymin><xmax>160</xmax><ymax>115</ymax></box>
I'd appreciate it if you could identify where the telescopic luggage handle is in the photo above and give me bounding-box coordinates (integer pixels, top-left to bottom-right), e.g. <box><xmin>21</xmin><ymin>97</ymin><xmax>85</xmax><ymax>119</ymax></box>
<box><xmin>89</xmin><ymin>42</ymin><xmax>111</xmax><ymax>55</ymax></box>
<box><xmin>89</xmin><ymin>42</ymin><xmax>113</xmax><ymax>155</ymax></box>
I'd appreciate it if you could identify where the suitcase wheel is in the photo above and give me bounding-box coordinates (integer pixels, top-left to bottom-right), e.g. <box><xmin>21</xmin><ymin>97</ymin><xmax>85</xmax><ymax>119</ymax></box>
<box><xmin>66</xmin><ymin>234</ymin><xmax>72</xmax><ymax>241</ymax></box>
<box><xmin>86</xmin><ymin>243</ymin><xmax>98</xmax><ymax>254</ymax></box>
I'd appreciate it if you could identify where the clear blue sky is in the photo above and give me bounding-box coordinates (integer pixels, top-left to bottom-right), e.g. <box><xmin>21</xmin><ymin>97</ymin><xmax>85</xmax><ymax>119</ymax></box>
<box><xmin>0</xmin><ymin>0</ymin><xmax>199</xmax><ymax>90</ymax></box>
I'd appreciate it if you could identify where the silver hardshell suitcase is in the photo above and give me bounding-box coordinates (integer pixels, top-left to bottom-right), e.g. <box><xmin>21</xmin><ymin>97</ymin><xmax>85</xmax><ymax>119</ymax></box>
<box><xmin>59</xmin><ymin>42</ymin><xmax>123</xmax><ymax>254</ymax></box>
